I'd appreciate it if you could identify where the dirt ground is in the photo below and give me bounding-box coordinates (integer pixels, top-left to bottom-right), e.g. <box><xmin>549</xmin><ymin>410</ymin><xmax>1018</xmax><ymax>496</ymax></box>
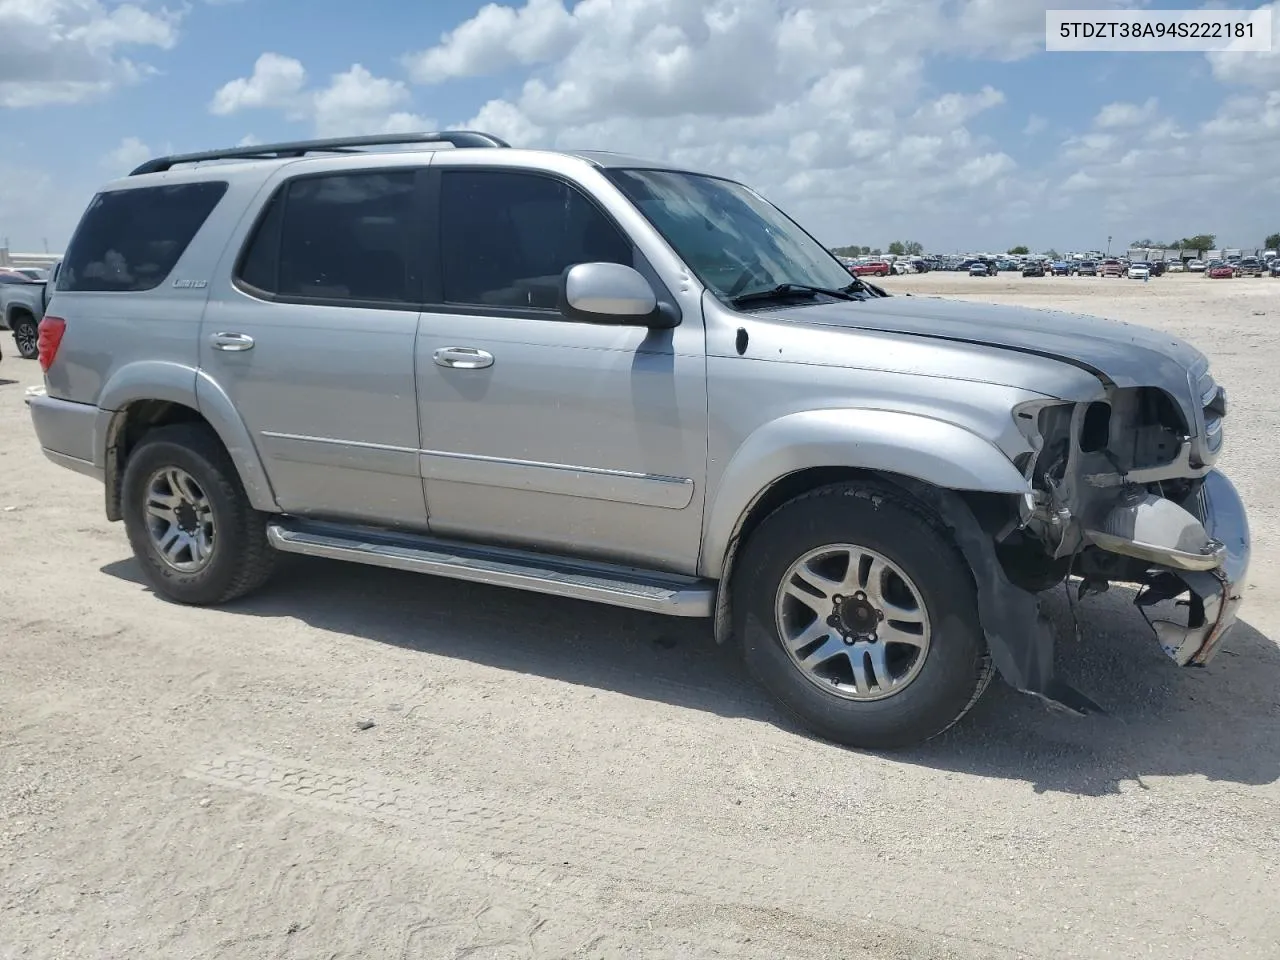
<box><xmin>2</xmin><ymin>272</ymin><xmax>1278</xmax><ymax>960</ymax></box>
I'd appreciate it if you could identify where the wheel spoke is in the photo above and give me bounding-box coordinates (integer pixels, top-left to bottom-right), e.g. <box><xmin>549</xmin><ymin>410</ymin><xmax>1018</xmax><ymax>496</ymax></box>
<box><xmin>856</xmin><ymin>554</ymin><xmax>886</xmax><ymax>599</ymax></box>
<box><xmin>799</xmin><ymin>636</ymin><xmax>847</xmax><ymax>669</ymax></box>
<box><xmin>172</xmin><ymin>470</ymin><xmax>204</xmax><ymax>506</ymax></box>
<box><xmin>847</xmin><ymin>648</ymin><xmax>873</xmax><ymax>696</ymax></box>
<box><xmin>782</xmin><ymin>583</ymin><xmax>829</xmax><ymax>616</ymax></box>
<box><xmin>879</xmin><ymin>622</ymin><xmax>928</xmax><ymax>649</ymax></box>
<box><xmin>864</xmin><ymin>642</ymin><xmax>892</xmax><ymax>691</ymax></box>
<box><xmin>785</xmin><ymin>618</ymin><xmax>831</xmax><ymax>653</ymax></box>
<box><xmin>146</xmin><ymin>502</ymin><xmax>178</xmax><ymax>524</ymax></box>
<box><xmin>792</xmin><ymin>561</ymin><xmax>842</xmax><ymax>601</ymax></box>
<box><xmin>157</xmin><ymin>525</ymin><xmax>185</xmax><ymax>561</ymax></box>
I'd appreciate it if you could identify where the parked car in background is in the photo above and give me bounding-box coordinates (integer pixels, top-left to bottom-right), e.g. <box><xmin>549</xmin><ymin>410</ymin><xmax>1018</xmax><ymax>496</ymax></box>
<box><xmin>0</xmin><ymin>261</ymin><xmax>57</xmax><ymax>359</ymax></box>
<box><xmin>1022</xmin><ymin>260</ymin><xmax>1045</xmax><ymax>277</ymax></box>
<box><xmin>1076</xmin><ymin>260</ymin><xmax>1098</xmax><ymax>276</ymax></box>
<box><xmin>1187</xmin><ymin>259</ymin><xmax>1206</xmax><ymax>272</ymax></box>
<box><xmin>1050</xmin><ymin>261</ymin><xmax>1070</xmax><ymax>276</ymax></box>
<box><xmin>1166</xmin><ymin>260</ymin><xmax>1185</xmax><ymax>273</ymax></box>
<box><xmin>1206</xmin><ymin>261</ymin><xmax>1236</xmax><ymax>279</ymax></box>
<box><xmin>1127</xmin><ymin>262</ymin><xmax>1151</xmax><ymax>280</ymax></box>
<box><xmin>968</xmin><ymin>261</ymin><xmax>990</xmax><ymax>277</ymax></box>
<box><xmin>1270</xmin><ymin>260</ymin><xmax>1280</xmax><ymax>278</ymax></box>
<box><xmin>1236</xmin><ymin>257</ymin><xmax>1264</xmax><ymax>277</ymax></box>
<box><xmin>852</xmin><ymin>260</ymin><xmax>891</xmax><ymax>278</ymax></box>
<box><xmin>1099</xmin><ymin>259</ymin><xmax>1124</xmax><ymax>278</ymax></box>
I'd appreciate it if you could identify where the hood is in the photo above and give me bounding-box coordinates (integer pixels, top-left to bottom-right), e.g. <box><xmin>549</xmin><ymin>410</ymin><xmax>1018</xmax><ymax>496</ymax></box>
<box><xmin>779</xmin><ymin>295</ymin><xmax>1206</xmax><ymax>394</ymax></box>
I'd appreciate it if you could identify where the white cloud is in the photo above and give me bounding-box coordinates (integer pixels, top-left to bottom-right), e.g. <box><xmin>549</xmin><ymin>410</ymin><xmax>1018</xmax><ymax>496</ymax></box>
<box><xmin>404</xmin><ymin>0</ymin><xmax>579</xmax><ymax>83</ymax></box>
<box><xmin>1094</xmin><ymin>97</ymin><xmax>1159</xmax><ymax>129</ymax></box>
<box><xmin>0</xmin><ymin>0</ymin><xmax>180</xmax><ymax>108</ymax></box>
<box><xmin>202</xmin><ymin>0</ymin><xmax>1270</xmax><ymax>251</ymax></box>
<box><xmin>102</xmin><ymin>136</ymin><xmax>152</xmax><ymax>174</ymax></box>
<box><xmin>209</xmin><ymin>52</ymin><xmax>305</xmax><ymax>116</ymax></box>
<box><xmin>1206</xmin><ymin>1</ymin><xmax>1280</xmax><ymax>87</ymax></box>
<box><xmin>209</xmin><ymin>54</ymin><xmax>433</xmax><ymax>136</ymax></box>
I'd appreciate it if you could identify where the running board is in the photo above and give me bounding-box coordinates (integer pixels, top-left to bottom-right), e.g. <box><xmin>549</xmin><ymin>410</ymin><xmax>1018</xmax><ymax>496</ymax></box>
<box><xmin>266</xmin><ymin>519</ymin><xmax>716</xmax><ymax>617</ymax></box>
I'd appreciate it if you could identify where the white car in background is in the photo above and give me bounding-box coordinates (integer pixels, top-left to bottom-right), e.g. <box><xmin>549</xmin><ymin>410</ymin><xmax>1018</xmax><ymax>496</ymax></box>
<box><xmin>1128</xmin><ymin>262</ymin><xmax>1151</xmax><ymax>280</ymax></box>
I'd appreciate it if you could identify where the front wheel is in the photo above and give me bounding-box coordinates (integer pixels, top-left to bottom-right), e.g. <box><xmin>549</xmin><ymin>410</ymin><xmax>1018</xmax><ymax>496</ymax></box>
<box><xmin>11</xmin><ymin>316</ymin><xmax>38</xmax><ymax>359</ymax></box>
<box><xmin>121</xmin><ymin>423</ymin><xmax>278</xmax><ymax>605</ymax></box>
<box><xmin>733</xmin><ymin>483</ymin><xmax>993</xmax><ymax>749</ymax></box>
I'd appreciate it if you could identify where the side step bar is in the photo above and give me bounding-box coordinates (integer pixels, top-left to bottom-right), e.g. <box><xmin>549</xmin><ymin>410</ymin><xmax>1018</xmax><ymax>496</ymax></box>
<box><xmin>266</xmin><ymin>519</ymin><xmax>716</xmax><ymax>617</ymax></box>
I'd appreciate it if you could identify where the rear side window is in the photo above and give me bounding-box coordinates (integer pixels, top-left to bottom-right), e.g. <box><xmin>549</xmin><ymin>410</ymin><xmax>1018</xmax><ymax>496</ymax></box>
<box><xmin>236</xmin><ymin>171</ymin><xmax>417</xmax><ymax>304</ymax></box>
<box><xmin>59</xmin><ymin>182</ymin><xmax>228</xmax><ymax>292</ymax></box>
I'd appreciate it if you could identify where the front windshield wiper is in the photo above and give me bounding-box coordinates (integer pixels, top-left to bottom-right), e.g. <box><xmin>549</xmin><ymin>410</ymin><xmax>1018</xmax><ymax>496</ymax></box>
<box><xmin>730</xmin><ymin>282</ymin><xmax>862</xmax><ymax>307</ymax></box>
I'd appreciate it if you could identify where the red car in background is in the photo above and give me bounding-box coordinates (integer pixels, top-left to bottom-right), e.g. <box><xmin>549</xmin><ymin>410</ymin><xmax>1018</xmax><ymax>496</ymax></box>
<box><xmin>851</xmin><ymin>260</ymin><xmax>891</xmax><ymax>277</ymax></box>
<box><xmin>1205</xmin><ymin>262</ymin><xmax>1236</xmax><ymax>279</ymax></box>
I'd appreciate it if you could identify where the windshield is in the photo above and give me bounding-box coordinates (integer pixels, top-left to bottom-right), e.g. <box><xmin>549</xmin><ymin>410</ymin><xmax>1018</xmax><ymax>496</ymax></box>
<box><xmin>606</xmin><ymin>169</ymin><xmax>855</xmax><ymax>302</ymax></box>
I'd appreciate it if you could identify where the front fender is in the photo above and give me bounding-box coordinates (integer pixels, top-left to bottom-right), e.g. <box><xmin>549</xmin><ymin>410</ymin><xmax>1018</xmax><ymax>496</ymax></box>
<box><xmin>699</xmin><ymin>408</ymin><xmax>1029</xmax><ymax>578</ymax></box>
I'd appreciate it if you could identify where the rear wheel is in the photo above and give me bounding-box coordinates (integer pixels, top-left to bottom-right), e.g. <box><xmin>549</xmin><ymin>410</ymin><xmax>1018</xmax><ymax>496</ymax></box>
<box><xmin>11</xmin><ymin>315</ymin><xmax>37</xmax><ymax>359</ymax></box>
<box><xmin>733</xmin><ymin>483</ymin><xmax>993</xmax><ymax>749</ymax></box>
<box><xmin>121</xmin><ymin>423</ymin><xmax>278</xmax><ymax>605</ymax></box>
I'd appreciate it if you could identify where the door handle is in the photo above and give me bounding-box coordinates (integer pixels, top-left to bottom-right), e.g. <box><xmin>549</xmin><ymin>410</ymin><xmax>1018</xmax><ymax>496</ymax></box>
<box><xmin>211</xmin><ymin>332</ymin><xmax>255</xmax><ymax>352</ymax></box>
<box><xmin>433</xmin><ymin>346</ymin><xmax>493</xmax><ymax>369</ymax></box>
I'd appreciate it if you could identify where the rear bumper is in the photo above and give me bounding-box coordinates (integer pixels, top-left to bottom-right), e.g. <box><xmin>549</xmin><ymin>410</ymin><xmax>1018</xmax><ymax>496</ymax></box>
<box><xmin>26</xmin><ymin>386</ymin><xmax>103</xmax><ymax>482</ymax></box>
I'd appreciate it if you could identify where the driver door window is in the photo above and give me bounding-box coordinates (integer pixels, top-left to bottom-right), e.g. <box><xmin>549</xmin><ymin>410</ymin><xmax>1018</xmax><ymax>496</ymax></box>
<box><xmin>438</xmin><ymin>170</ymin><xmax>634</xmax><ymax>310</ymax></box>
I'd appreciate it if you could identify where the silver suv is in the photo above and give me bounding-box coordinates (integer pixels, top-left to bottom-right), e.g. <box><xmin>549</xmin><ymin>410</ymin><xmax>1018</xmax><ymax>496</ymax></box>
<box><xmin>27</xmin><ymin>132</ymin><xmax>1250</xmax><ymax>748</ymax></box>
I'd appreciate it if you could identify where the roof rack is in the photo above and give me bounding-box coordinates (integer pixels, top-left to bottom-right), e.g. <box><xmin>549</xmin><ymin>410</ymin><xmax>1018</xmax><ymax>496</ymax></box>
<box><xmin>128</xmin><ymin>130</ymin><xmax>511</xmax><ymax>176</ymax></box>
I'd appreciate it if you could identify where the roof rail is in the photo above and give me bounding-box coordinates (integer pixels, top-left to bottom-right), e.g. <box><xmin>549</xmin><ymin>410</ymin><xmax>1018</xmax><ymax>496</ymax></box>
<box><xmin>127</xmin><ymin>130</ymin><xmax>511</xmax><ymax>176</ymax></box>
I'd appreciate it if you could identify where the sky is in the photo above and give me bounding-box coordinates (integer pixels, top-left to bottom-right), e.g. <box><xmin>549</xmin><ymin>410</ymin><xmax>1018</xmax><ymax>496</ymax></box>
<box><xmin>3</xmin><ymin>0</ymin><xmax>1280</xmax><ymax>255</ymax></box>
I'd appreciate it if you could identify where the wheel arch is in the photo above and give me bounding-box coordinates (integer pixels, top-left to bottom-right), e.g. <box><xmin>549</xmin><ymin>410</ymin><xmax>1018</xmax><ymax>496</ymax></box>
<box><xmin>97</xmin><ymin>363</ymin><xmax>279</xmax><ymax>521</ymax></box>
<box><xmin>6</xmin><ymin>304</ymin><xmax>36</xmax><ymax>333</ymax></box>
<box><xmin>702</xmin><ymin>409</ymin><xmax>1031</xmax><ymax>645</ymax></box>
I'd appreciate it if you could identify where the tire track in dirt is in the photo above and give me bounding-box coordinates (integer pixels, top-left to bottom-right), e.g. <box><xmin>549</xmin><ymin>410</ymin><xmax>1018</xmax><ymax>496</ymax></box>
<box><xmin>187</xmin><ymin>751</ymin><xmax>1037</xmax><ymax>960</ymax></box>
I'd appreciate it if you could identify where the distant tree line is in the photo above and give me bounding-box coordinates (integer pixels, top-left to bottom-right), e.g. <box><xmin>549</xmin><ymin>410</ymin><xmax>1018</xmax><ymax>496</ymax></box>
<box><xmin>832</xmin><ymin>241</ymin><xmax>923</xmax><ymax>257</ymax></box>
<box><xmin>834</xmin><ymin>232</ymin><xmax>1280</xmax><ymax>258</ymax></box>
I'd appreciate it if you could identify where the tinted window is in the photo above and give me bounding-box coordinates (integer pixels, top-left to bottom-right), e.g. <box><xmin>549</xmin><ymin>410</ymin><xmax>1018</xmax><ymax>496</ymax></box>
<box><xmin>59</xmin><ymin>182</ymin><xmax>228</xmax><ymax>292</ymax></box>
<box><xmin>439</xmin><ymin>170</ymin><xmax>633</xmax><ymax>308</ymax></box>
<box><xmin>237</xmin><ymin>171</ymin><xmax>417</xmax><ymax>304</ymax></box>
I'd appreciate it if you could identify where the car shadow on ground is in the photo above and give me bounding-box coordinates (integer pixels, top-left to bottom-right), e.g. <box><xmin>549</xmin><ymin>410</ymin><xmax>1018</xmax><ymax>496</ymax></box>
<box><xmin>103</xmin><ymin>554</ymin><xmax>1280</xmax><ymax>797</ymax></box>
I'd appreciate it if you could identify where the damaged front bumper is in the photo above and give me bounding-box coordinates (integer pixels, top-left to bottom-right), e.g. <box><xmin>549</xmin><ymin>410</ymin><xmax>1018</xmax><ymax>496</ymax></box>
<box><xmin>1087</xmin><ymin>469</ymin><xmax>1250</xmax><ymax>666</ymax></box>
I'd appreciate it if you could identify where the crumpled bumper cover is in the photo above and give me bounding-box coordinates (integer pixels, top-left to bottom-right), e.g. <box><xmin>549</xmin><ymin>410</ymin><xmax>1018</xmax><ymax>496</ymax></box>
<box><xmin>1135</xmin><ymin>469</ymin><xmax>1251</xmax><ymax>666</ymax></box>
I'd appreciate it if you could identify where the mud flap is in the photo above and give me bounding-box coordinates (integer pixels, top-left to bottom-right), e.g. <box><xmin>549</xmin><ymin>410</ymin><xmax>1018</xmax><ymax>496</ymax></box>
<box><xmin>894</xmin><ymin>479</ymin><xmax>1103</xmax><ymax>716</ymax></box>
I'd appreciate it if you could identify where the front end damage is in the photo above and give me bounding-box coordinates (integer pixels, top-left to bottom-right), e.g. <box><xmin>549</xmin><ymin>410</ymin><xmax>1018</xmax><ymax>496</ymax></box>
<box><xmin>1008</xmin><ymin>368</ymin><xmax>1250</xmax><ymax>670</ymax></box>
<box><xmin>902</xmin><ymin>366</ymin><xmax>1250</xmax><ymax>717</ymax></box>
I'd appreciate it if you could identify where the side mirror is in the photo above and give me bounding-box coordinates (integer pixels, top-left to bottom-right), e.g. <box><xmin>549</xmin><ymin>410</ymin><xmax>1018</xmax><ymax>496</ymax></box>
<box><xmin>558</xmin><ymin>262</ymin><xmax>679</xmax><ymax>329</ymax></box>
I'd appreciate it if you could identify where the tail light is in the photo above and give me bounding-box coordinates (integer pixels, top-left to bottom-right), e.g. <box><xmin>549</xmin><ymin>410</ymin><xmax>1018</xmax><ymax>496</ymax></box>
<box><xmin>38</xmin><ymin>316</ymin><xmax>66</xmax><ymax>372</ymax></box>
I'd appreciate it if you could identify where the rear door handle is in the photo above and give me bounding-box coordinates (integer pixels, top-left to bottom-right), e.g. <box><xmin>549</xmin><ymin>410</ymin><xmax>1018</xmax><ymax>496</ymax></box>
<box><xmin>433</xmin><ymin>346</ymin><xmax>493</xmax><ymax>369</ymax></box>
<box><xmin>211</xmin><ymin>332</ymin><xmax>255</xmax><ymax>352</ymax></box>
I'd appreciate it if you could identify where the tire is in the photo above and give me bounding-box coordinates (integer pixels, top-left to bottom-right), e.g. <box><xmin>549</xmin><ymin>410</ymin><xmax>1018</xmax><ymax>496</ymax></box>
<box><xmin>121</xmin><ymin>422</ymin><xmax>278</xmax><ymax>605</ymax></box>
<box><xmin>11</xmin><ymin>314</ymin><xmax>38</xmax><ymax>360</ymax></box>
<box><xmin>733</xmin><ymin>482</ymin><xmax>993</xmax><ymax>749</ymax></box>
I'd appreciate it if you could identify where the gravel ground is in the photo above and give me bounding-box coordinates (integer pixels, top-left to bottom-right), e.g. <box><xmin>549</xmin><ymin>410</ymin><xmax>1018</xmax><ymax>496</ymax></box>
<box><xmin>1</xmin><ymin>272</ymin><xmax>1277</xmax><ymax>960</ymax></box>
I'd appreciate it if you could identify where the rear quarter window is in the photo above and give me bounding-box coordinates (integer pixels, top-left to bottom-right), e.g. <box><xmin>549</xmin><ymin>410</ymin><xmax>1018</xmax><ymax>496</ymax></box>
<box><xmin>58</xmin><ymin>181</ymin><xmax>229</xmax><ymax>293</ymax></box>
